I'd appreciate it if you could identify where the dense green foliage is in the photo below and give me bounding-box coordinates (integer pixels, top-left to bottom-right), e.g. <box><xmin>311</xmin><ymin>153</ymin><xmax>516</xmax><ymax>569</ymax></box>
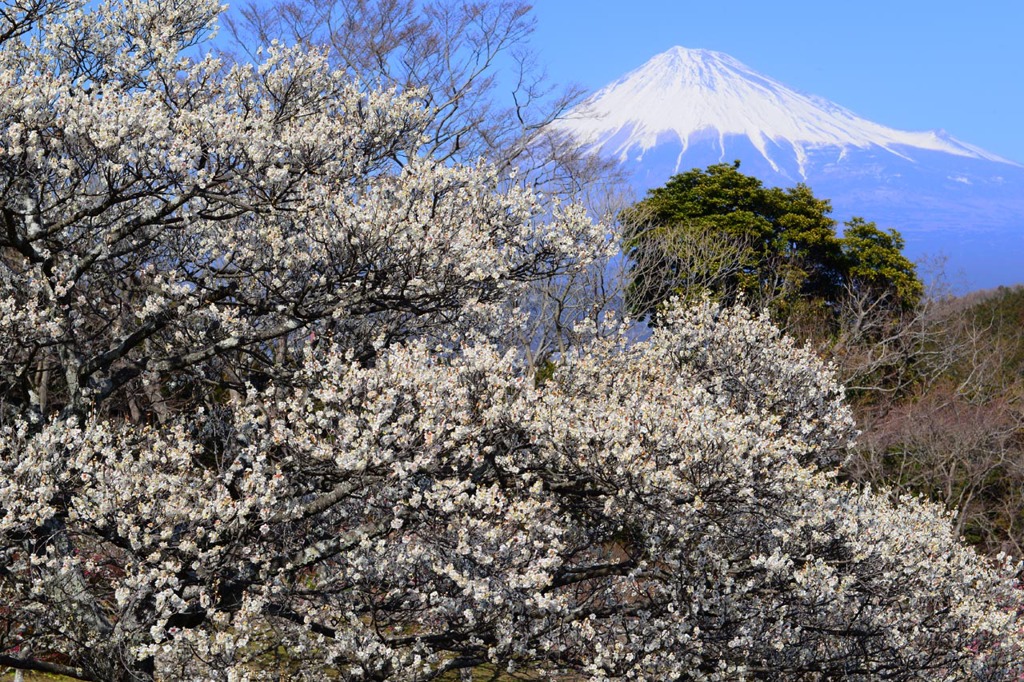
<box><xmin>623</xmin><ymin>162</ymin><xmax>922</xmax><ymax>325</ymax></box>
<box><xmin>841</xmin><ymin>217</ymin><xmax>924</xmax><ymax>308</ymax></box>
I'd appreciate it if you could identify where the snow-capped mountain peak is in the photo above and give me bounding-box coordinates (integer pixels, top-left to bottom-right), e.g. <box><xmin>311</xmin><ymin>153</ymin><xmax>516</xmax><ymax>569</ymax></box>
<box><xmin>559</xmin><ymin>46</ymin><xmax>1016</xmax><ymax>177</ymax></box>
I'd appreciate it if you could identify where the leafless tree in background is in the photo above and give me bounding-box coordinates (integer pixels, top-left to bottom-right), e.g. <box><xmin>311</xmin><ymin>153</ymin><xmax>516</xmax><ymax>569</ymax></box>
<box><xmin>223</xmin><ymin>0</ymin><xmax>610</xmax><ymax>188</ymax></box>
<box><xmin>224</xmin><ymin>0</ymin><xmax>633</xmax><ymax>370</ymax></box>
<box><xmin>840</xmin><ymin>277</ymin><xmax>1024</xmax><ymax>555</ymax></box>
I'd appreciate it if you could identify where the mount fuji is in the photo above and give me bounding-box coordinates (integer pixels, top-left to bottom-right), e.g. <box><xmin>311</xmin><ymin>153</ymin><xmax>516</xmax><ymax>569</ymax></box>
<box><xmin>556</xmin><ymin>46</ymin><xmax>1024</xmax><ymax>289</ymax></box>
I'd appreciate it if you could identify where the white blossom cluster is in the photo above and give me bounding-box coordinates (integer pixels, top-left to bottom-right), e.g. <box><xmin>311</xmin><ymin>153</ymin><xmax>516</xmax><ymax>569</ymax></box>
<box><xmin>0</xmin><ymin>0</ymin><xmax>603</xmax><ymax>420</ymax></box>
<box><xmin>3</xmin><ymin>303</ymin><xmax>1023</xmax><ymax>679</ymax></box>
<box><xmin>0</xmin><ymin>1</ymin><xmax>1022</xmax><ymax>680</ymax></box>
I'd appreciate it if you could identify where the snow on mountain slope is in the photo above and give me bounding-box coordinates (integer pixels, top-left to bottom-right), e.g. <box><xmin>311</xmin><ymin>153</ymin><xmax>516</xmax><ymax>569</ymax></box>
<box><xmin>554</xmin><ymin>46</ymin><xmax>1024</xmax><ymax>289</ymax></box>
<box><xmin>559</xmin><ymin>46</ymin><xmax>1017</xmax><ymax>178</ymax></box>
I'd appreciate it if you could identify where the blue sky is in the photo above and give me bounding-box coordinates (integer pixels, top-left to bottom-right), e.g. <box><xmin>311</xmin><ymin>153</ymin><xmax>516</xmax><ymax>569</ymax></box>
<box><xmin>530</xmin><ymin>1</ymin><xmax>1024</xmax><ymax>163</ymax></box>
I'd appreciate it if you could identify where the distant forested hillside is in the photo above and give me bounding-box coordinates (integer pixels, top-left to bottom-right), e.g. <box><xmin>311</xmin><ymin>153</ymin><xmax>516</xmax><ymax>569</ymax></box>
<box><xmin>847</xmin><ymin>285</ymin><xmax>1024</xmax><ymax>554</ymax></box>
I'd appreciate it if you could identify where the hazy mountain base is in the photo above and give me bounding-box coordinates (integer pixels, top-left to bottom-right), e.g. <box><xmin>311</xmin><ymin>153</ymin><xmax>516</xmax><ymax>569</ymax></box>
<box><xmin>605</xmin><ymin>133</ymin><xmax>1024</xmax><ymax>290</ymax></box>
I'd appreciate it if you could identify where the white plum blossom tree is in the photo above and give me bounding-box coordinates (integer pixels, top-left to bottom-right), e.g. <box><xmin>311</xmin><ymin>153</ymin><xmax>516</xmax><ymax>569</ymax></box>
<box><xmin>1</xmin><ymin>1</ymin><xmax>1023</xmax><ymax>680</ymax></box>
<box><xmin>0</xmin><ymin>0</ymin><xmax>601</xmax><ymax>423</ymax></box>
<box><xmin>3</xmin><ymin>301</ymin><xmax>1023</xmax><ymax>680</ymax></box>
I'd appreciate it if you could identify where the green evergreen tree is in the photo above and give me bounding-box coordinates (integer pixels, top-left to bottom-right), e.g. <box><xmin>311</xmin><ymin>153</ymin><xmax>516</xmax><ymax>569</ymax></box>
<box><xmin>623</xmin><ymin>161</ymin><xmax>921</xmax><ymax>328</ymax></box>
<box><xmin>841</xmin><ymin>217</ymin><xmax>923</xmax><ymax>309</ymax></box>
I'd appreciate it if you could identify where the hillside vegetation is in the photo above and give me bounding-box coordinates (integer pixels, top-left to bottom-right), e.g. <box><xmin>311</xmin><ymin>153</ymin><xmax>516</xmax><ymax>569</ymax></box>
<box><xmin>847</xmin><ymin>285</ymin><xmax>1024</xmax><ymax>554</ymax></box>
